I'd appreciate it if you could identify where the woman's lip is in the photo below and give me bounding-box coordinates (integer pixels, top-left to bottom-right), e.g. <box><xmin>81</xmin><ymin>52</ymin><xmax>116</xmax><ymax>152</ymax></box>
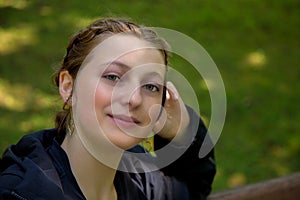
<box><xmin>108</xmin><ymin>114</ymin><xmax>140</xmax><ymax>127</ymax></box>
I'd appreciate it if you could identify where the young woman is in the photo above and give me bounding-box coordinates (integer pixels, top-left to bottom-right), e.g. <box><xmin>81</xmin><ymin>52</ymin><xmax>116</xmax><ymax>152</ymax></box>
<box><xmin>0</xmin><ymin>18</ymin><xmax>216</xmax><ymax>200</ymax></box>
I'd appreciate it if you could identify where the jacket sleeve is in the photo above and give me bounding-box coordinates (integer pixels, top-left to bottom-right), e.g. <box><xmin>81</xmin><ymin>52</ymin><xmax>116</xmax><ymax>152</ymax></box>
<box><xmin>154</xmin><ymin>106</ymin><xmax>216</xmax><ymax>199</ymax></box>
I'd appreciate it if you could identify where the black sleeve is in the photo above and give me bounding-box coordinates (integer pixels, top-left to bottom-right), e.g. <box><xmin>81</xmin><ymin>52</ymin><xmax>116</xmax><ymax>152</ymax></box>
<box><xmin>154</xmin><ymin>106</ymin><xmax>216</xmax><ymax>199</ymax></box>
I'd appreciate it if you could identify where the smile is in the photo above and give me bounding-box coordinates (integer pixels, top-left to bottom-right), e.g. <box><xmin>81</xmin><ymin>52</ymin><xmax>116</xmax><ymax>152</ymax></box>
<box><xmin>108</xmin><ymin>114</ymin><xmax>140</xmax><ymax>128</ymax></box>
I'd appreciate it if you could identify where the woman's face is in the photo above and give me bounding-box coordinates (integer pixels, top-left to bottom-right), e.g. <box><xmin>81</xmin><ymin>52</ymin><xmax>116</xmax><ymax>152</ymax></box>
<box><xmin>73</xmin><ymin>34</ymin><xmax>166</xmax><ymax>151</ymax></box>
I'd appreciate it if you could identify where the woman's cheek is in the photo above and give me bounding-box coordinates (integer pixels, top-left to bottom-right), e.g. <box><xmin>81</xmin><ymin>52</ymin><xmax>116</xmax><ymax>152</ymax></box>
<box><xmin>95</xmin><ymin>84</ymin><xmax>112</xmax><ymax>108</ymax></box>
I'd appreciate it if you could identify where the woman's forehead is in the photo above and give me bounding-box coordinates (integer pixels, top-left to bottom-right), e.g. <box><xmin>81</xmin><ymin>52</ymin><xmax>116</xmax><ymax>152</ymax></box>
<box><xmin>79</xmin><ymin>34</ymin><xmax>166</xmax><ymax>77</ymax></box>
<box><xmin>90</xmin><ymin>34</ymin><xmax>163</xmax><ymax>61</ymax></box>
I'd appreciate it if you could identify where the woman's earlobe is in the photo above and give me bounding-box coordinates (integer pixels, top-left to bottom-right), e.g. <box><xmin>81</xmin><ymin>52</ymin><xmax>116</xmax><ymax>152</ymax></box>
<box><xmin>59</xmin><ymin>70</ymin><xmax>73</xmax><ymax>104</ymax></box>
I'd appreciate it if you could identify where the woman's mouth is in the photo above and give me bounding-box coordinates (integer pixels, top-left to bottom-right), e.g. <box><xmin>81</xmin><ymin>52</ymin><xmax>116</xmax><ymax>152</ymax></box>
<box><xmin>108</xmin><ymin>114</ymin><xmax>140</xmax><ymax>128</ymax></box>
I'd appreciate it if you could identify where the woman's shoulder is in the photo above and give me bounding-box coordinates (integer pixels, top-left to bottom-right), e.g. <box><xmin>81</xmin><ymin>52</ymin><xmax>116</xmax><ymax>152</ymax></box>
<box><xmin>0</xmin><ymin>128</ymin><xmax>57</xmax><ymax>170</ymax></box>
<box><xmin>0</xmin><ymin>128</ymin><xmax>65</xmax><ymax>199</ymax></box>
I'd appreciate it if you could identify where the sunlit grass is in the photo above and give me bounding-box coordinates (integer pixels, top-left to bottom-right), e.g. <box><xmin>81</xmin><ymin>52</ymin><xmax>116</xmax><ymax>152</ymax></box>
<box><xmin>245</xmin><ymin>50</ymin><xmax>267</xmax><ymax>68</ymax></box>
<box><xmin>0</xmin><ymin>0</ymin><xmax>29</xmax><ymax>9</ymax></box>
<box><xmin>39</xmin><ymin>6</ymin><xmax>52</xmax><ymax>16</ymax></box>
<box><xmin>0</xmin><ymin>78</ymin><xmax>57</xmax><ymax>111</ymax></box>
<box><xmin>0</xmin><ymin>25</ymin><xmax>37</xmax><ymax>55</ymax></box>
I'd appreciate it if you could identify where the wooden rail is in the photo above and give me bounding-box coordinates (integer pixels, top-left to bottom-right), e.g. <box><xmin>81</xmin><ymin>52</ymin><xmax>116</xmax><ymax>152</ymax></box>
<box><xmin>208</xmin><ymin>172</ymin><xmax>300</xmax><ymax>200</ymax></box>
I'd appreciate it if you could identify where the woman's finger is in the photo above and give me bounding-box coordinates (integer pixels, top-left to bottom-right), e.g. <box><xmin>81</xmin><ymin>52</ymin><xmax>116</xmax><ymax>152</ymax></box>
<box><xmin>166</xmin><ymin>81</ymin><xmax>179</xmax><ymax>100</ymax></box>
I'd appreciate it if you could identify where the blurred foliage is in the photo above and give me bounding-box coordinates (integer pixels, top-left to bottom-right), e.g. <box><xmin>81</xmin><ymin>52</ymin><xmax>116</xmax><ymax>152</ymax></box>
<box><xmin>0</xmin><ymin>0</ymin><xmax>299</xmax><ymax>192</ymax></box>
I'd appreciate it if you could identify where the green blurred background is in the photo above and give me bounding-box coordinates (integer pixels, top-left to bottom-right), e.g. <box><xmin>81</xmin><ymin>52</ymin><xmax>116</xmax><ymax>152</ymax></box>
<box><xmin>0</xmin><ymin>0</ymin><xmax>299</xmax><ymax>192</ymax></box>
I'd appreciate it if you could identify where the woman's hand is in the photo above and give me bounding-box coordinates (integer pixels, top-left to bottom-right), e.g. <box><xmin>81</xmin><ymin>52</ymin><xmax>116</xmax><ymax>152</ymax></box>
<box><xmin>154</xmin><ymin>82</ymin><xmax>190</xmax><ymax>141</ymax></box>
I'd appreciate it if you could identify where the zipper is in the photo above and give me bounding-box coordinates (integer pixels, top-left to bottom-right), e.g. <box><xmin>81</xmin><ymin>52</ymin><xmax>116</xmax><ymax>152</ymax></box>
<box><xmin>10</xmin><ymin>191</ymin><xmax>28</xmax><ymax>200</ymax></box>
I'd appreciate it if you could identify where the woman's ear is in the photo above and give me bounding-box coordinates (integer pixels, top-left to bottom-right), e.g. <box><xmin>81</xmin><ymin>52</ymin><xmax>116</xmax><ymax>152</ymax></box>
<box><xmin>59</xmin><ymin>70</ymin><xmax>73</xmax><ymax>105</ymax></box>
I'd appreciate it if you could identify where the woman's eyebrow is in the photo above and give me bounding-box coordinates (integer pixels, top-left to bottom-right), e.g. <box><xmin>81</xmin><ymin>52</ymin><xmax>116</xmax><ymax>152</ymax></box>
<box><xmin>102</xmin><ymin>61</ymin><xmax>165</xmax><ymax>81</ymax></box>
<box><xmin>104</xmin><ymin>61</ymin><xmax>131</xmax><ymax>71</ymax></box>
<box><xmin>144</xmin><ymin>72</ymin><xmax>164</xmax><ymax>82</ymax></box>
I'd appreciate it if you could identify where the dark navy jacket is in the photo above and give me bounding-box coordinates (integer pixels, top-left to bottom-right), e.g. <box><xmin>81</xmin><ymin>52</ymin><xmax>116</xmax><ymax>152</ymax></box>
<box><xmin>0</xmin><ymin>107</ymin><xmax>216</xmax><ymax>200</ymax></box>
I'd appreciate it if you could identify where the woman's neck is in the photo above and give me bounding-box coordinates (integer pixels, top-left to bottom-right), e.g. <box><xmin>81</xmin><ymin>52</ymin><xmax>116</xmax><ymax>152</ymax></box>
<box><xmin>61</xmin><ymin>132</ymin><xmax>120</xmax><ymax>200</ymax></box>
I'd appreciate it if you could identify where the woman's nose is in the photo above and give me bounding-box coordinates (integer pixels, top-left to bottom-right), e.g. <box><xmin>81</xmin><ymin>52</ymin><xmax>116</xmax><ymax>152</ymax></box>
<box><xmin>128</xmin><ymin>87</ymin><xmax>142</xmax><ymax>109</ymax></box>
<box><xmin>112</xmin><ymin>78</ymin><xmax>143</xmax><ymax>109</ymax></box>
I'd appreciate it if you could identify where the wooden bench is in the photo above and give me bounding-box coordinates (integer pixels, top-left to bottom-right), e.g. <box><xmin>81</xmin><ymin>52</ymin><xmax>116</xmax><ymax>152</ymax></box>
<box><xmin>208</xmin><ymin>172</ymin><xmax>300</xmax><ymax>200</ymax></box>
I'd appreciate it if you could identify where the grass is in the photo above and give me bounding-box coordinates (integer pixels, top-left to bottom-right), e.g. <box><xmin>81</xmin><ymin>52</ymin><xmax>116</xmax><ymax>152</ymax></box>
<box><xmin>1</xmin><ymin>0</ymin><xmax>299</xmax><ymax>192</ymax></box>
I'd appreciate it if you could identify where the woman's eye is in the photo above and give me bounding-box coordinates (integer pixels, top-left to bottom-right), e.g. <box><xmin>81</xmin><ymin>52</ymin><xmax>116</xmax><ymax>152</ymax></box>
<box><xmin>143</xmin><ymin>84</ymin><xmax>160</xmax><ymax>92</ymax></box>
<box><xmin>103</xmin><ymin>74</ymin><xmax>120</xmax><ymax>82</ymax></box>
